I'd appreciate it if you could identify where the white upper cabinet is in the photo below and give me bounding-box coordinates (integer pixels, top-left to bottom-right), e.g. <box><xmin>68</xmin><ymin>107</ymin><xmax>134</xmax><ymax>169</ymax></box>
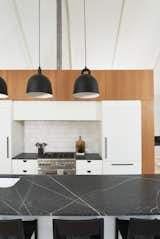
<box><xmin>13</xmin><ymin>101</ymin><xmax>101</xmax><ymax>121</ymax></box>
<box><xmin>102</xmin><ymin>101</ymin><xmax>142</xmax><ymax>174</ymax></box>
<box><xmin>0</xmin><ymin>101</ymin><xmax>12</xmax><ymax>173</ymax></box>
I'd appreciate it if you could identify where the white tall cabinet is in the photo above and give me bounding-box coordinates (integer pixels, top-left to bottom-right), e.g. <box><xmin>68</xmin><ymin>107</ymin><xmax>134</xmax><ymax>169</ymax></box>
<box><xmin>102</xmin><ymin>101</ymin><xmax>142</xmax><ymax>175</ymax></box>
<box><xmin>0</xmin><ymin>101</ymin><xmax>12</xmax><ymax>173</ymax></box>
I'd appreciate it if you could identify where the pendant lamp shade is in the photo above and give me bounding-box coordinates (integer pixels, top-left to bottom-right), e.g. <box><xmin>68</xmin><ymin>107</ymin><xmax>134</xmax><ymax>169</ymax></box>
<box><xmin>73</xmin><ymin>0</ymin><xmax>99</xmax><ymax>99</ymax></box>
<box><xmin>26</xmin><ymin>0</ymin><xmax>53</xmax><ymax>98</ymax></box>
<box><xmin>26</xmin><ymin>67</ymin><xmax>52</xmax><ymax>98</ymax></box>
<box><xmin>73</xmin><ymin>68</ymin><xmax>99</xmax><ymax>98</ymax></box>
<box><xmin>0</xmin><ymin>77</ymin><xmax>8</xmax><ymax>98</ymax></box>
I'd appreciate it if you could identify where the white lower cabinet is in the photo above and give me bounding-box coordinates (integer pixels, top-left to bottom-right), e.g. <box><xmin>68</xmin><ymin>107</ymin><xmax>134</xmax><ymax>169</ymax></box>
<box><xmin>76</xmin><ymin>160</ymin><xmax>102</xmax><ymax>175</ymax></box>
<box><xmin>12</xmin><ymin>160</ymin><xmax>38</xmax><ymax>174</ymax></box>
<box><xmin>103</xmin><ymin>161</ymin><xmax>141</xmax><ymax>175</ymax></box>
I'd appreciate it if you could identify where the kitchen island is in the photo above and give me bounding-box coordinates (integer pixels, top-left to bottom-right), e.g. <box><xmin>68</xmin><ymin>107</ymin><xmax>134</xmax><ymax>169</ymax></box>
<box><xmin>0</xmin><ymin>175</ymin><xmax>160</xmax><ymax>216</ymax></box>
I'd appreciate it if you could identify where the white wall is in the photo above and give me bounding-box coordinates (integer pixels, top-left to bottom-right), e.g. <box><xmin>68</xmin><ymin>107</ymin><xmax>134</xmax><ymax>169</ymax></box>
<box><xmin>24</xmin><ymin>121</ymin><xmax>101</xmax><ymax>154</ymax></box>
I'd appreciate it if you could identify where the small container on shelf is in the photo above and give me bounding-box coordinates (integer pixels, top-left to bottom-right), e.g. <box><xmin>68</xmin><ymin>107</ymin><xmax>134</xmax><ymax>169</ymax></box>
<box><xmin>75</xmin><ymin>136</ymin><xmax>85</xmax><ymax>155</ymax></box>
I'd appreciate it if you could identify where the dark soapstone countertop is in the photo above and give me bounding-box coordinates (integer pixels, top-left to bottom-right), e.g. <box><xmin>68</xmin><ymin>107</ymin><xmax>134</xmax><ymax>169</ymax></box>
<box><xmin>12</xmin><ymin>153</ymin><xmax>38</xmax><ymax>160</ymax></box>
<box><xmin>75</xmin><ymin>153</ymin><xmax>102</xmax><ymax>160</ymax></box>
<box><xmin>12</xmin><ymin>153</ymin><xmax>102</xmax><ymax>160</ymax></box>
<box><xmin>0</xmin><ymin>175</ymin><xmax>160</xmax><ymax>216</ymax></box>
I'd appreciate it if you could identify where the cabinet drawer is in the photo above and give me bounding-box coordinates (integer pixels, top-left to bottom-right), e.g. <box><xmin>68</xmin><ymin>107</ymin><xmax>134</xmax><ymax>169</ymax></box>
<box><xmin>76</xmin><ymin>168</ymin><xmax>102</xmax><ymax>175</ymax></box>
<box><xmin>76</xmin><ymin>160</ymin><xmax>102</xmax><ymax>171</ymax></box>
<box><xmin>12</xmin><ymin>160</ymin><xmax>38</xmax><ymax>174</ymax></box>
<box><xmin>76</xmin><ymin>160</ymin><xmax>102</xmax><ymax>175</ymax></box>
<box><xmin>103</xmin><ymin>162</ymin><xmax>141</xmax><ymax>175</ymax></box>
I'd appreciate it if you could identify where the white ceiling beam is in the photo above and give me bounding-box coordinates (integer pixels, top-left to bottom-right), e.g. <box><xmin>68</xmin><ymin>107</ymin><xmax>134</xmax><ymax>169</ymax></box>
<box><xmin>57</xmin><ymin>0</ymin><xmax>62</xmax><ymax>70</ymax></box>
<box><xmin>65</xmin><ymin>0</ymin><xmax>72</xmax><ymax>69</ymax></box>
<box><xmin>153</xmin><ymin>50</ymin><xmax>160</xmax><ymax>69</ymax></box>
<box><xmin>111</xmin><ymin>0</ymin><xmax>125</xmax><ymax>68</ymax></box>
<box><xmin>9</xmin><ymin>0</ymin><xmax>34</xmax><ymax>68</ymax></box>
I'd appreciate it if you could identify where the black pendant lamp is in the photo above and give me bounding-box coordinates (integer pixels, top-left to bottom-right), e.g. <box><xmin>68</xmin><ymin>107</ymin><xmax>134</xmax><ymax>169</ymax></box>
<box><xmin>26</xmin><ymin>0</ymin><xmax>52</xmax><ymax>98</ymax></box>
<box><xmin>73</xmin><ymin>0</ymin><xmax>99</xmax><ymax>99</ymax></box>
<box><xmin>0</xmin><ymin>77</ymin><xmax>8</xmax><ymax>98</ymax></box>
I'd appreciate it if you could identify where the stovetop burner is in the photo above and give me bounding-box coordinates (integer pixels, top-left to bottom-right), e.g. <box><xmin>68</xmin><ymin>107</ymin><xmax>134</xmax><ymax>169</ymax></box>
<box><xmin>39</xmin><ymin>152</ymin><xmax>75</xmax><ymax>159</ymax></box>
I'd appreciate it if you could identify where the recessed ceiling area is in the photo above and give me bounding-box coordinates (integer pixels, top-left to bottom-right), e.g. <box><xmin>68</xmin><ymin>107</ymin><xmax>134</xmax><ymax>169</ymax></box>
<box><xmin>0</xmin><ymin>0</ymin><xmax>160</xmax><ymax>69</ymax></box>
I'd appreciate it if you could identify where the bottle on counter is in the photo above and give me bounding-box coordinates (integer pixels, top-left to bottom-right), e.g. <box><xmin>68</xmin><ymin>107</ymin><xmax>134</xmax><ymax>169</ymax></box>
<box><xmin>75</xmin><ymin>136</ymin><xmax>85</xmax><ymax>155</ymax></box>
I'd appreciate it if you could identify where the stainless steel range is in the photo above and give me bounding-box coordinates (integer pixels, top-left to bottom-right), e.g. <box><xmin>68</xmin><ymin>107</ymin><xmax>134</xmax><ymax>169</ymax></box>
<box><xmin>38</xmin><ymin>152</ymin><xmax>76</xmax><ymax>175</ymax></box>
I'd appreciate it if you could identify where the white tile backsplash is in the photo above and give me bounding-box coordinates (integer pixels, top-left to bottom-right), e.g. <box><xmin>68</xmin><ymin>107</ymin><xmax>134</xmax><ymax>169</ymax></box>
<box><xmin>24</xmin><ymin>121</ymin><xmax>101</xmax><ymax>154</ymax></box>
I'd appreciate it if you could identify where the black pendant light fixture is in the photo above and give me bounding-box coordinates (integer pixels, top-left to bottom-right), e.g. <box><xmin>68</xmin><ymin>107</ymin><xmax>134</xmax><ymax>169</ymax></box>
<box><xmin>73</xmin><ymin>0</ymin><xmax>99</xmax><ymax>99</ymax></box>
<box><xmin>26</xmin><ymin>0</ymin><xmax>52</xmax><ymax>98</ymax></box>
<box><xmin>0</xmin><ymin>77</ymin><xmax>8</xmax><ymax>98</ymax></box>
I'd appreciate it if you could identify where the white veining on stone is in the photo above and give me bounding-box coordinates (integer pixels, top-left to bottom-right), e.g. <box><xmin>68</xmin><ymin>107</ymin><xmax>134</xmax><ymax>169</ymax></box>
<box><xmin>150</xmin><ymin>190</ymin><xmax>160</xmax><ymax>213</ymax></box>
<box><xmin>51</xmin><ymin>176</ymin><xmax>139</xmax><ymax>214</ymax></box>
<box><xmin>25</xmin><ymin>178</ymin><xmax>75</xmax><ymax>201</ymax></box>
<box><xmin>14</xmin><ymin>188</ymin><xmax>32</xmax><ymax>215</ymax></box>
<box><xmin>51</xmin><ymin>201</ymin><xmax>79</xmax><ymax>214</ymax></box>
<box><xmin>17</xmin><ymin>179</ymin><xmax>34</xmax><ymax>212</ymax></box>
<box><xmin>47</xmin><ymin>176</ymin><xmax>101</xmax><ymax>216</ymax></box>
<box><xmin>0</xmin><ymin>199</ymin><xmax>21</xmax><ymax>215</ymax></box>
<box><xmin>101</xmin><ymin>176</ymin><xmax>141</xmax><ymax>192</ymax></box>
<box><xmin>137</xmin><ymin>177</ymin><xmax>160</xmax><ymax>214</ymax></box>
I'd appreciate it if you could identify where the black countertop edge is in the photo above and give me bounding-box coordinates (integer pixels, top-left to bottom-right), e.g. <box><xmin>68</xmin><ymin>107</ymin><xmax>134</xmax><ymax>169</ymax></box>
<box><xmin>12</xmin><ymin>153</ymin><xmax>102</xmax><ymax>160</ymax></box>
<box><xmin>75</xmin><ymin>153</ymin><xmax>102</xmax><ymax>160</ymax></box>
<box><xmin>12</xmin><ymin>153</ymin><xmax>38</xmax><ymax>160</ymax></box>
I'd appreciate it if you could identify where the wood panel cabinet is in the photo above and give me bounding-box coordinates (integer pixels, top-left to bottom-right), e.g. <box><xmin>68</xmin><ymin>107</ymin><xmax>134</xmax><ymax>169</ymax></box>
<box><xmin>10</xmin><ymin>70</ymin><xmax>57</xmax><ymax>100</ymax></box>
<box><xmin>56</xmin><ymin>70</ymin><xmax>106</xmax><ymax>100</ymax></box>
<box><xmin>105</xmin><ymin>70</ymin><xmax>153</xmax><ymax>100</ymax></box>
<box><xmin>142</xmin><ymin>100</ymin><xmax>154</xmax><ymax>174</ymax></box>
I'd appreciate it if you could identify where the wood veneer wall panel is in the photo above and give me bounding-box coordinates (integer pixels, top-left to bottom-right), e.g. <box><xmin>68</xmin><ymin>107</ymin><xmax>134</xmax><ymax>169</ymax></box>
<box><xmin>56</xmin><ymin>70</ymin><xmax>79</xmax><ymax>101</ymax></box>
<box><xmin>10</xmin><ymin>70</ymin><xmax>57</xmax><ymax>100</ymax></box>
<box><xmin>142</xmin><ymin>100</ymin><xmax>154</xmax><ymax>174</ymax></box>
<box><xmin>105</xmin><ymin>70</ymin><xmax>153</xmax><ymax>100</ymax></box>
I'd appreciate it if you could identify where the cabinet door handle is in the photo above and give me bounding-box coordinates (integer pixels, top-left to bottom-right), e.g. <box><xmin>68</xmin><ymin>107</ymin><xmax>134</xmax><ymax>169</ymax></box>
<box><xmin>23</xmin><ymin>160</ymin><xmax>27</xmax><ymax>163</ymax></box>
<box><xmin>87</xmin><ymin>170</ymin><xmax>91</xmax><ymax>173</ymax></box>
<box><xmin>7</xmin><ymin>137</ymin><xmax>9</xmax><ymax>159</ymax></box>
<box><xmin>111</xmin><ymin>163</ymin><xmax>134</xmax><ymax>166</ymax></box>
<box><xmin>87</xmin><ymin>160</ymin><xmax>91</xmax><ymax>163</ymax></box>
<box><xmin>105</xmin><ymin>137</ymin><xmax>107</xmax><ymax>159</ymax></box>
<box><xmin>23</xmin><ymin>170</ymin><xmax>27</xmax><ymax>173</ymax></box>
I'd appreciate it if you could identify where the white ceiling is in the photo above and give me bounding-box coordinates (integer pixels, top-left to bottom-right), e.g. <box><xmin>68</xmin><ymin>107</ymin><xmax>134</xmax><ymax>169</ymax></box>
<box><xmin>0</xmin><ymin>0</ymin><xmax>160</xmax><ymax>69</ymax></box>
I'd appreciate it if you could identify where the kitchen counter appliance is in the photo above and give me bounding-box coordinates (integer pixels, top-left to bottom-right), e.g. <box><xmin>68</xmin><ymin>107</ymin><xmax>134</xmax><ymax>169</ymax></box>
<box><xmin>38</xmin><ymin>152</ymin><xmax>76</xmax><ymax>175</ymax></box>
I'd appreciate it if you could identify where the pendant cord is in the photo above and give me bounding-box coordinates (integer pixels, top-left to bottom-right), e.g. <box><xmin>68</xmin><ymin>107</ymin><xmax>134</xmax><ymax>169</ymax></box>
<box><xmin>84</xmin><ymin>0</ymin><xmax>87</xmax><ymax>68</ymax></box>
<box><xmin>38</xmin><ymin>0</ymin><xmax>41</xmax><ymax>68</ymax></box>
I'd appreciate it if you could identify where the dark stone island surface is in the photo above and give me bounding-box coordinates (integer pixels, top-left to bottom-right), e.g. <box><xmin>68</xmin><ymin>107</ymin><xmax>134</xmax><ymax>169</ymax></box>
<box><xmin>0</xmin><ymin>175</ymin><xmax>160</xmax><ymax>216</ymax></box>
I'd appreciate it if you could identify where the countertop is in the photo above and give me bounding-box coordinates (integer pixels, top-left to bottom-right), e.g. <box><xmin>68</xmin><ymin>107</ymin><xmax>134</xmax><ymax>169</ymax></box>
<box><xmin>0</xmin><ymin>175</ymin><xmax>160</xmax><ymax>216</ymax></box>
<box><xmin>12</xmin><ymin>153</ymin><xmax>102</xmax><ymax>160</ymax></box>
<box><xmin>12</xmin><ymin>153</ymin><xmax>38</xmax><ymax>160</ymax></box>
<box><xmin>75</xmin><ymin>153</ymin><xmax>102</xmax><ymax>160</ymax></box>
